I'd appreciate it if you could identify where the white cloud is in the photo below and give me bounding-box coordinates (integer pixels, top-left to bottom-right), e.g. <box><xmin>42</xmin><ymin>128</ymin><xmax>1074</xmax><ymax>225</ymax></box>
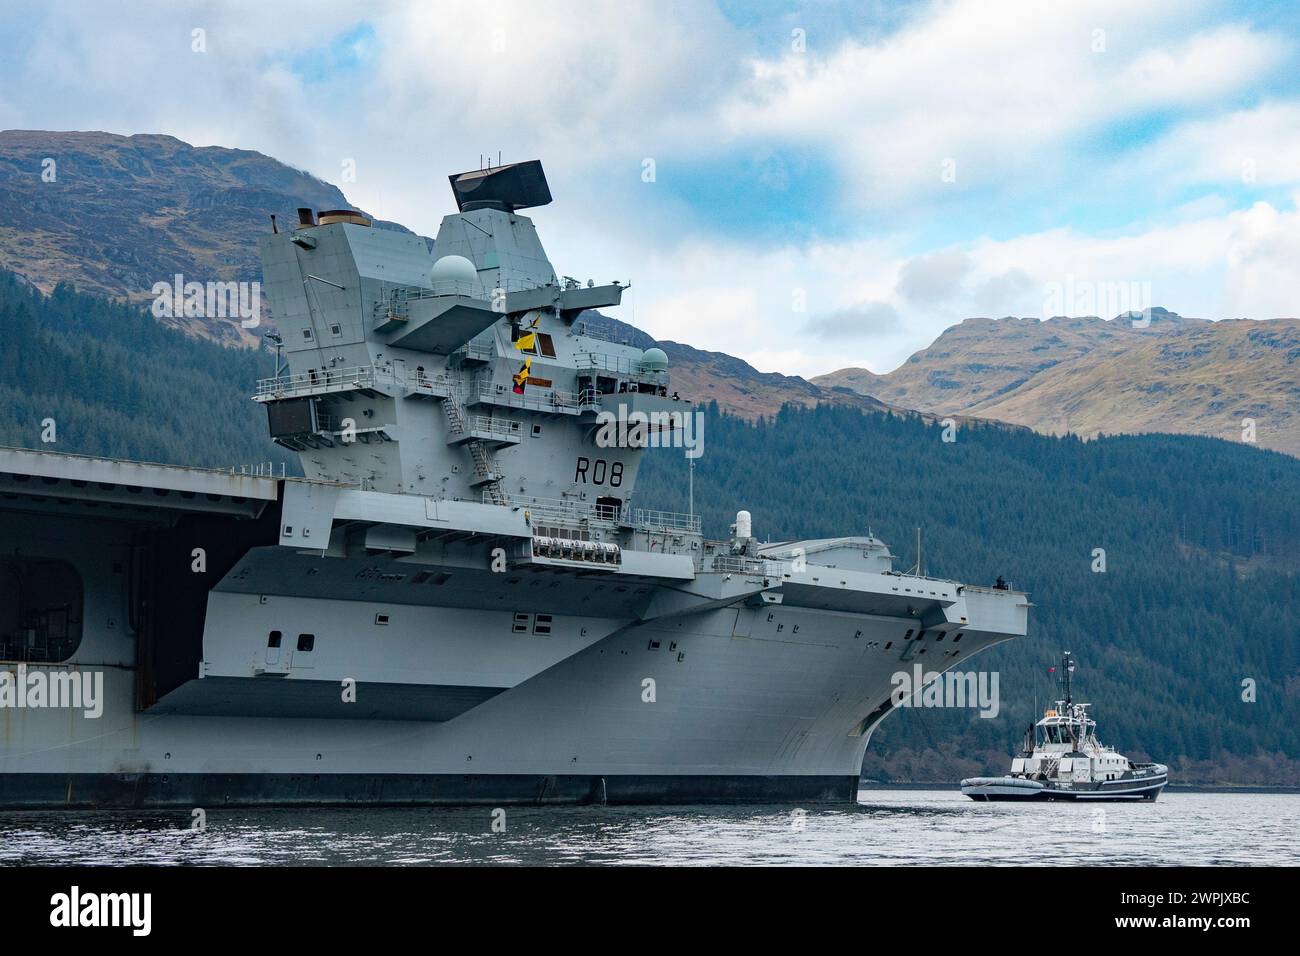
<box><xmin>3</xmin><ymin>0</ymin><xmax>1300</xmax><ymax>380</ymax></box>
<box><xmin>613</xmin><ymin>195</ymin><xmax>1300</xmax><ymax>377</ymax></box>
<box><xmin>717</xmin><ymin>3</ymin><xmax>1286</xmax><ymax>209</ymax></box>
<box><xmin>1129</xmin><ymin>101</ymin><xmax>1300</xmax><ymax>189</ymax></box>
<box><xmin>1222</xmin><ymin>197</ymin><xmax>1300</xmax><ymax>319</ymax></box>
<box><xmin>1117</xmin><ymin>24</ymin><xmax>1283</xmax><ymax>106</ymax></box>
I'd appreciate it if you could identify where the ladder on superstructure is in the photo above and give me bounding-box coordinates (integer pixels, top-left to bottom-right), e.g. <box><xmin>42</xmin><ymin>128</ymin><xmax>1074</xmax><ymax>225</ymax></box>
<box><xmin>443</xmin><ymin>395</ymin><xmax>507</xmax><ymax>505</ymax></box>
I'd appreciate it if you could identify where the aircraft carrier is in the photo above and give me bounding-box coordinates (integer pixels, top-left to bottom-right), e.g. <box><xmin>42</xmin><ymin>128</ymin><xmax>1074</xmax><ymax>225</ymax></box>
<box><xmin>0</xmin><ymin>160</ymin><xmax>1030</xmax><ymax>806</ymax></box>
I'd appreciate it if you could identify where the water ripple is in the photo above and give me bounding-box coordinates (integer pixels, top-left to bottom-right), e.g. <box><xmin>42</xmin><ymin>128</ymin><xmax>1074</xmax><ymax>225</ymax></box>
<box><xmin>0</xmin><ymin>791</ymin><xmax>1294</xmax><ymax>866</ymax></box>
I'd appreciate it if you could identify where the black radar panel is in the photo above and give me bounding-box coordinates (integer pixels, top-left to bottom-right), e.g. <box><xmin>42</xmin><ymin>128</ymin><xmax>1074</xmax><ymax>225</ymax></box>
<box><xmin>449</xmin><ymin>160</ymin><xmax>552</xmax><ymax>212</ymax></box>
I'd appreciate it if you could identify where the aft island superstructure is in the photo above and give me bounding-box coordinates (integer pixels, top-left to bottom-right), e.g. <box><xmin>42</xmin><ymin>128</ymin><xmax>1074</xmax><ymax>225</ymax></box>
<box><xmin>0</xmin><ymin>161</ymin><xmax>1030</xmax><ymax>805</ymax></box>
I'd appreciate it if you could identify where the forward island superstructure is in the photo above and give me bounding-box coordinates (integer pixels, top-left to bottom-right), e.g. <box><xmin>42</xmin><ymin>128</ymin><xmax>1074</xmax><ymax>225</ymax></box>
<box><xmin>0</xmin><ymin>161</ymin><xmax>1030</xmax><ymax>805</ymax></box>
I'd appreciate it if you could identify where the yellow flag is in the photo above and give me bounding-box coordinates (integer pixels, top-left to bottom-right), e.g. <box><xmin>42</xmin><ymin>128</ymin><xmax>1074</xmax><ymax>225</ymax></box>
<box><xmin>512</xmin><ymin>357</ymin><xmax>532</xmax><ymax>393</ymax></box>
<box><xmin>514</xmin><ymin>313</ymin><xmax>542</xmax><ymax>352</ymax></box>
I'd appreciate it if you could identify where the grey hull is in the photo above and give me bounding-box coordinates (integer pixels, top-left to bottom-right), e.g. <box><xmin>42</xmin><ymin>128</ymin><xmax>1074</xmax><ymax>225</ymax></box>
<box><xmin>0</xmin><ymin>448</ymin><xmax>1030</xmax><ymax>809</ymax></box>
<box><xmin>0</xmin><ymin>772</ymin><xmax>859</xmax><ymax>808</ymax></box>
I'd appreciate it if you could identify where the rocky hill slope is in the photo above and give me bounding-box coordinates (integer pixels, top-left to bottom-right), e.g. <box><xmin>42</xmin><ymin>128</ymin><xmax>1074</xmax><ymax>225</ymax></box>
<box><xmin>816</xmin><ymin>309</ymin><xmax>1300</xmax><ymax>456</ymax></box>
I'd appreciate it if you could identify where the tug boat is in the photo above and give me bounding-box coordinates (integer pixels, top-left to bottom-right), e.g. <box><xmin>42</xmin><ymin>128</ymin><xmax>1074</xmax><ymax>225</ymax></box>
<box><xmin>961</xmin><ymin>653</ymin><xmax>1168</xmax><ymax>801</ymax></box>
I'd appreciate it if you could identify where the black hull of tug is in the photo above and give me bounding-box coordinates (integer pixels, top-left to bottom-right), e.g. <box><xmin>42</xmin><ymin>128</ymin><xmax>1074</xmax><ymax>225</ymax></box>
<box><xmin>961</xmin><ymin>776</ymin><xmax>1167</xmax><ymax>801</ymax></box>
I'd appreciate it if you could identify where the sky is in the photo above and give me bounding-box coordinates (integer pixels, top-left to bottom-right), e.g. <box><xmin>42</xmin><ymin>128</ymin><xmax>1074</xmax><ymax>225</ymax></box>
<box><xmin>2</xmin><ymin>0</ymin><xmax>1299</xmax><ymax>376</ymax></box>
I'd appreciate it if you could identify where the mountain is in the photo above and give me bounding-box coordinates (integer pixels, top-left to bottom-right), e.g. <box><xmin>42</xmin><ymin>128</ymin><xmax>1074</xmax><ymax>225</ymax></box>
<box><xmin>818</xmin><ymin>308</ymin><xmax>1201</xmax><ymax>409</ymax></box>
<box><xmin>0</xmin><ymin>129</ymin><xmax>411</xmax><ymax>346</ymax></box>
<box><xmin>658</xmin><ymin>339</ymin><xmax>898</xmax><ymax>419</ymax></box>
<box><xmin>966</xmin><ymin>319</ymin><xmax>1300</xmax><ymax>452</ymax></box>
<box><xmin>0</xmin><ymin>130</ymin><xmax>925</xmax><ymax>423</ymax></box>
<box><xmin>814</xmin><ymin>309</ymin><xmax>1300</xmax><ymax>457</ymax></box>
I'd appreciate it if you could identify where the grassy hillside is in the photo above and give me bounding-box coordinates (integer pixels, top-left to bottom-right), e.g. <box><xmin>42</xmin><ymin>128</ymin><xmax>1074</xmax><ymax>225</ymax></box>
<box><xmin>815</xmin><ymin>309</ymin><xmax>1300</xmax><ymax>459</ymax></box>
<box><xmin>0</xmin><ymin>130</ymin><xmax>411</xmax><ymax>346</ymax></box>
<box><xmin>966</xmin><ymin>318</ymin><xmax>1300</xmax><ymax>456</ymax></box>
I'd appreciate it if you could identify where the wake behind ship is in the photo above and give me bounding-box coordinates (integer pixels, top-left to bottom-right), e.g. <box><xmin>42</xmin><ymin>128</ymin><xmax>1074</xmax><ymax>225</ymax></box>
<box><xmin>0</xmin><ymin>161</ymin><xmax>1029</xmax><ymax>806</ymax></box>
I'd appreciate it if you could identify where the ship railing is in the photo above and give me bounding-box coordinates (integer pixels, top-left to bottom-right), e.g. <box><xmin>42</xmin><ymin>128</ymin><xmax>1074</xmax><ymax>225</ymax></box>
<box><xmin>385</xmin><ymin>279</ymin><xmax>505</xmax><ymax>303</ymax></box>
<box><xmin>627</xmin><ymin>508</ymin><xmax>701</xmax><ymax>534</ymax></box>
<box><xmin>255</xmin><ymin>364</ymin><xmax>389</xmax><ymax>400</ymax></box>
<box><xmin>407</xmin><ymin>369</ymin><xmax>456</xmax><ymax>398</ymax></box>
<box><xmin>707</xmin><ymin>555</ymin><xmax>783</xmax><ymax>576</ymax></box>
<box><xmin>577</xmin><ymin>351</ymin><xmax>640</xmax><ymax>374</ymax></box>
<box><xmin>380</xmin><ymin>276</ymin><xmax>554</xmax><ymax>308</ymax></box>
<box><xmin>228</xmin><ymin>461</ymin><xmax>287</xmax><ymax>478</ymax></box>
<box><xmin>576</xmin><ymin>352</ymin><xmax>671</xmax><ymax>384</ymax></box>
<box><xmin>465</xmin><ymin>415</ymin><xmax>523</xmax><ymax>441</ymax></box>
<box><xmin>961</xmin><ymin>581</ymin><xmax>1019</xmax><ymax>594</ymax></box>
<box><xmin>475</xmin><ymin>380</ymin><xmax>601</xmax><ymax>413</ymax></box>
<box><xmin>479</xmin><ymin>492</ymin><xmax>700</xmax><ymax>536</ymax></box>
<box><xmin>393</xmin><ymin>279</ymin><xmax>484</xmax><ymax>302</ymax></box>
<box><xmin>572</xmin><ymin>320</ymin><xmax>638</xmax><ymax>346</ymax></box>
<box><xmin>878</xmin><ymin>569</ymin><xmax>964</xmax><ymax>585</ymax></box>
<box><xmin>452</xmin><ymin>341</ymin><xmax>496</xmax><ymax>364</ymax></box>
<box><xmin>375</xmin><ymin>282</ymin><xmax>484</xmax><ymax>323</ymax></box>
<box><xmin>483</xmin><ymin>492</ymin><xmax>622</xmax><ymax>526</ymax></box>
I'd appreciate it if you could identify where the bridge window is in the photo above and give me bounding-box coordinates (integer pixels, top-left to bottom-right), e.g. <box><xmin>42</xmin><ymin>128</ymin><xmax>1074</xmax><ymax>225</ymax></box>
<box><xmin>514</xmin><ymin>331</ymin><xmax>557</xmax><ymax>358</ymax></box>
<box><xmin>0</xmin><ymin>557</ymin><xmax>84</xmax><ymax>663</ymax></box>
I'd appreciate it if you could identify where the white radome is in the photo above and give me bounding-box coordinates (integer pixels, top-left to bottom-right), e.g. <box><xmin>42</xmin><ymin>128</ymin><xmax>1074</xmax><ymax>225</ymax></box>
<box><xmin>431</xmin><ymin>254</ymin><xmax>479</xmax><ymax>287</ymax></box>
